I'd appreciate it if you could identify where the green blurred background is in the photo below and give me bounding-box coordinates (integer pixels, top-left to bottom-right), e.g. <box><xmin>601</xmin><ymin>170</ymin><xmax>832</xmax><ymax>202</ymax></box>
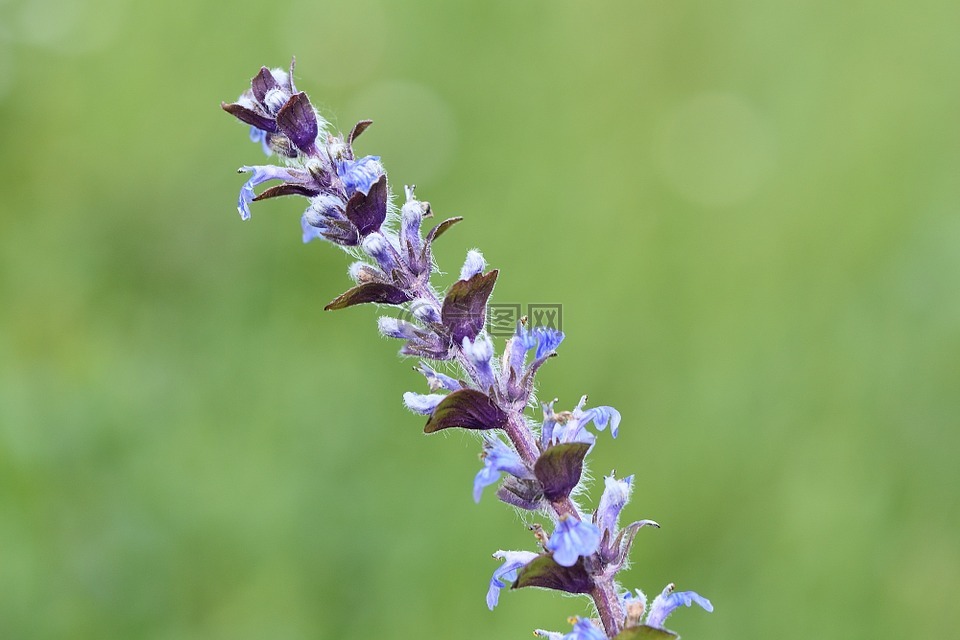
<box><xmin>1</xmin><ymin>0</ymin><xmax>958</xmax><ymax>638</ymax></box>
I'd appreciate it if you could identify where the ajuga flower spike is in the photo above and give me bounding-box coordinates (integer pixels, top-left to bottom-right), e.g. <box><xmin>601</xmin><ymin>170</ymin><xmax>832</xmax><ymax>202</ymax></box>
<box><xmin>222</xmin><ymin>60</ymin><xmax>712</xmax><ymax>639</ymax></box>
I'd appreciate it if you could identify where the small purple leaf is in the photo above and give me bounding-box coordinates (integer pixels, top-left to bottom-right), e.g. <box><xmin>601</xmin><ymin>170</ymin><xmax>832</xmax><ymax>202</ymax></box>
<box><xmin>423</xmin><ymin>389</ymin><xmax>507</xmax><ymax>434</ymax></box>
<box><xmin>287</xmin><ymin>57</ymin><xmax>297</xmax><ymax>92</ymax></box>
<box><xmin>400</xmin><ymin>339</ymin><xmax>453</xmax><ymax>361</ymax></box>
<box><xmin>221</xmin><ymin>102</ymin><xmax>277</xmax><ymax>132</ymax></box>
<box><xmin>533</xmin><ymin>442</ymin><xmax>590</xmax><ymax>502</ymax></box>
<box><xmin>426</xmin><ymin>216</ymin><xmax>463</xmax><ymax>243</ymax></box>
<box><xmin>511</xmin><ymin>553</ymin><xmax>592</xmax><ymax>594</ymax></box>
<box><xmin>253</xmin><ymin>183</ymin><xmax>320</xmax><ymax>201</ymax></box>
<box><xmin>323</xmin><ymin>282</ymin><xmax>412</xmax><ymax>311</ymax></box>
<box><xmin>251</xmin><ymin>66</ymin><xmax>280</xmax><ymax>104</ymax></box>
<box><xmin>496</xmin><ymin>477</ymin><xmax>544</xmax><ymax>511</ymax></box>
<box><xmin>276</xmin><ymin>92</ymin><xmax>318</xmax><ymax>153</ymax></box>
<box><xmin>344</xmin><ymin>174</ymin><xmax>387</xmax><ymax>236</ymax></box>
<box><xmin>348</xmin><ymin>119</ymin><xmax>374</xmax><ymax>144</ymax></box>
<box><xmin>441</xmin><ymin>270</ymin><xmax>498</xmax><ymax>345</ymax></box>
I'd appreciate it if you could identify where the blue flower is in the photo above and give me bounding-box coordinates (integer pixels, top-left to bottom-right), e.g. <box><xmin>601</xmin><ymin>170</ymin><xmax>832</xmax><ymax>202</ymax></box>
<box><xmin>402</xmin><ymin>392</ymin><xmax>447</xmax><ymax>415</ymax></box>
<box><xmin>645</xmin><ymin>584</ymin><xmax>713</xmax><ymax>629</ymax></box>
<box><xmin>533</xmin><ymin>326</ymin><xmax>564</xmax><ymax>360</ymax></box>
<box><xmin>486</xmin><ymin>550</ymin><xmax>538</xmax><ymax>610</ymax></box>
<box><xmin>300</xmin><ymin>213</ymin><xmax>324</xmax><ymax>243</ymax></box>
<box><xmin>474</xmin><ymin>437</ymin><xmax>532</xmax><ymax>503</ymax></box>
<box><xmin>237</xmin><ymin>165</ymin><xmax>301</xmax><ymax>220</ymax></box>
<box><xmin>546</xmin><ymin>516</ymin><xmax>601</xmax><ymax>567</ymax></box>
<box><xmin>462</xmin><ymin>333</ymin><xmax>495</xmax><ymax>390</ymax></box>
<box><xmin>337</xmin><ymin>155</ymin><xmax>384</xmax><ymax>196</ymax></box>
<box><xmin>417</xmin><ymin>363</ymin><xmax>461</xmax><ymax>392</ymax></box>
<box><xmin>596</xmin><ymin>473</ymin><xmax>633</xmax><ymax>535</ymax></box>
<box><xmin>563</xmin><ymin>617</ymin><xmax>607</xmax><ymax>640</ymax></box>
<box><xmin>249</xmin><ymin>126</ymin><xmax>272</xmax><ymax>156</ymax></box>
<box><xmin>551</xmin><ymin>397</ymin><xmax>622</xmax><ymax>444</ymax></box>
<box><xmin>579</xmin><ymin>405</ymin><xmax>621</xmax><ymax>438</ymax></box>
<box><xmin>459</xmin><ymin>249</ymin><xmax>486</xmax><ymax>281</ymax></box>
<box><xmin>509</xmin><ymin>325</ymin><xmax>564</xmax><ymax>369</ymax></box>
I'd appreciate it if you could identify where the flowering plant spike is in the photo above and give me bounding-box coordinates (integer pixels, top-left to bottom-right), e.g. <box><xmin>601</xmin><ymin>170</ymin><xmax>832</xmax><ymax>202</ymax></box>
<box><xmin>222</xmin><ymin>61</ymin><xmax>713</xmax><ymax>639</ymax></box>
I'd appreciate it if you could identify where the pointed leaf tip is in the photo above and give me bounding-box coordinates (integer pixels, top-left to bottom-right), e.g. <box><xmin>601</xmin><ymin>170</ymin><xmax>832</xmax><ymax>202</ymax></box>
<box><xmin>324</xmin><ymin>282</ymin><xmax>412</xmax><ymax>311</ymax></box>
<box><xmin>349</xmin><ymin>119</ymin><xmax>374</xmax><ymax>144</ymax></box>
<box><xmin>428</xmin><ymin>216</ymin><xmax>463</xmax><ymax>242</ymax></box>
<box><xmin>276</xmin><ymin>92</ymin><xmax>318</xmax><ymax>153</ymax></box>
<box><xmin>251</xmin><ymin>66</ymin><xmax>280</xmax><ymax>103</ymax></box>
<box><xmin>221</xmin><ymin>101</ymin><xmax>277</xmax><ymax>132</ymax></box>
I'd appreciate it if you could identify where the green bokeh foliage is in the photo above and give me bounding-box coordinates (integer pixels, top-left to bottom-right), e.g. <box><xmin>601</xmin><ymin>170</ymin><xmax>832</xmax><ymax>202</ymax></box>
<box><xmin>1</xmin><ymin>0</ymin><xmax>958</xmax><ymax>638</ymax></box>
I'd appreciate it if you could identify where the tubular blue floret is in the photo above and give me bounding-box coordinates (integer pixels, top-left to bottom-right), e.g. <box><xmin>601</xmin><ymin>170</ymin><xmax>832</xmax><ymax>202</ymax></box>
<box><xmin>597</xmin><ymin>473</ymin><xmax>634</xmax><ymax>535</ymax></box>
<box><xmin>487</xmin><ymin>550</ymin><xmax>538</xmax><ymax>610</ymax></box>
<box><xmin>403</xmin><ymin>392</ymin><xmax>447</xmax><ymax>415</ymax></box>
<box><xmin>540</xmin><ymin>399</ymin><xmax>560</xmax><ymax>447</ymax></box>
<box><xmin>361</xmin><ymin>232</ymin><xmax>399</xmax><ymax>274</ymax></box>
<box><xmin>579</xmin><ymin>405</ymin><xmax>621</xmax><ymax>438</ymax></box>
<box><xmin>645</xmin><ymin>584</ymin><xmax>714</xmax><ymax>629</ymax></box>
<box><xmin>400</xmin><ymin>197</ymin><xmax>425</xmax><ymax>255</ymax></box>
<box><xmin>462</xmin><ymin>334</ymin><xmax>495</xmax><ymax>390</ymax></box>
<box><xmin>474</xmin><ymin>436</ymin><xmax>532</xmax><ymax>503</ymax></box>
<box><xmin>459</xmin><ymin>249</ymin><xmax>486</xmax><ymax>281</ymax></box>
<box><xmin>533</xmin><ymin>327</ymin><xmax>565</xmax><ymax>360</ymax></box>
<box><xmin>237</xmin><ymin>165</ymin><xmax>301</xmax><ymax>219</ymax></box>
<box><xmin>301</xmin><ymin>214</ymin><xmax>324</xmax><ymax>243</ymax></box>
<box><xmin>249</xmin><ymin>126</ymin><xmax>272</xmax><ymax>155</ymax></box>
<box><xmin>378</xmin><ymin>317</ymin><xmax>421</xmax><ymax>340</ymax></box>
<box><xmin>411</xmin><ymin>299</ymin><xmax>441</xmax><ymax>323</ymax></box>
<box><xmin>564</xmin><ymin>617</ymin><xmax>607</xmax><ymax>640</ymax></box>
<box><xmin>547</xmin><ymin>516</ymin><xmax>602</xmax><ymax>567</ymax></box>
<box><xmin>337</xmin><ymin>155</ymin><xmax>384</xmax><ymax>196</ymax></box>
<box><xmin>417</xmin><ymin>363</ymin><xmax>461</xmax><ymax>392</ymax></box>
